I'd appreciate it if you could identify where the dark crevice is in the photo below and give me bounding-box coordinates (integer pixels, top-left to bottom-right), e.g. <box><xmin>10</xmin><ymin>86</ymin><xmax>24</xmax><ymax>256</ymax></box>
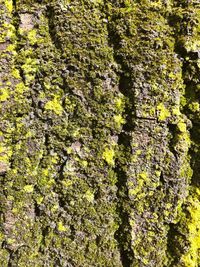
<box><xmin>104</xmin><ymin>7</ymin><xmax>136</xmax><ymax>266</ymax></box>
<box><xmin>189</xmin><ymin>125</ymin><xmax>200</xmax><ymax>187</ymax></box>
<box><xmin>113</xmin><ymin>72</ymin><xmax>135</xmax><ymax>265</ymax></box>
<box><xmin>11</xmin><ymin>4</ymin><xmax>20</xmax><ymax>47</ymax></box>
<box><xmin>114</xmin><ymin>163</ymin><xmax>133</xmax><ymax>267</ymax></box>
<box><xmin>168</xmin><ymin>123</ymin><xmax>179</xmax><ymax>160</ymax></box>
<box><xmin>166</xmin><ymin>222</ymin><xmax>185</xmax><ymax>267</ymax></box>
<box><xmin>34</xmin><ymin>201</ymin><xmax>41</xmax><ymax>217</ymax></box>
<box><xmin>12</xmin><ymin>0</ymin><xmax>16</xmax><ymax>10</ymax></box>
<box><xmin>46</xmin><ymin>5</ymin><xmax>63</xmax><ymax>51</ymax></box>
<box><xmin>38</xmin><ymin>226</ymin><xmax>49</xmax><ymax>253</ymax></box>
<box><xmin>2</xmin><ymin>241</ymin><xmax>16</xmax><ymax>267</ymax></box>
<box><xmin>159</xmin><ymin>171</ymin><xmax>165</xmax><ymax>185</ymax></box>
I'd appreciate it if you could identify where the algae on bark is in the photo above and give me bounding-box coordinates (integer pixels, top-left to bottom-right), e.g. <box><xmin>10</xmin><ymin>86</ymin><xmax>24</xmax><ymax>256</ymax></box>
<box><xmin>0</xmin><ymin>0</ymin><xmax>200</xmax><ymax>266</ymax></box>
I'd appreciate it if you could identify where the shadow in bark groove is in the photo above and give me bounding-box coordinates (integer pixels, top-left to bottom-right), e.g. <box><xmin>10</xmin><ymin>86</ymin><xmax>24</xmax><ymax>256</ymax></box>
<box><xmin>105</xmin><ymin>8</ymin><xmax>136</xmax><ymax>265</ymax></box>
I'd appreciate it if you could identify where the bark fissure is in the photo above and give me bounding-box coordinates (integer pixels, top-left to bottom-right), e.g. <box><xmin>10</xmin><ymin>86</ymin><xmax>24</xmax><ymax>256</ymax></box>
<box><xmin>105</xmin><ymin>8</ymin><xmax>135</xmax><ymax>266</ymax></box>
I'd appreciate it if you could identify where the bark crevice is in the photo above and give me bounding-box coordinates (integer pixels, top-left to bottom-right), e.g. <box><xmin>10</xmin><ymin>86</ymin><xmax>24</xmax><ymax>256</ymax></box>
<box><xmin>105</xmin><ymin>7</ymin><xmax>135</xmax><ymax>266</ymax></box>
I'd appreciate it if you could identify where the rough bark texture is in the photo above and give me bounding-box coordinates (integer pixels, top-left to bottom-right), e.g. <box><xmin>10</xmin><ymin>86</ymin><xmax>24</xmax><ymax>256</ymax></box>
<box><xmin>0</xmin><ymin>0</ymin><xmax>200</xmax><ymax>266</ymax></box>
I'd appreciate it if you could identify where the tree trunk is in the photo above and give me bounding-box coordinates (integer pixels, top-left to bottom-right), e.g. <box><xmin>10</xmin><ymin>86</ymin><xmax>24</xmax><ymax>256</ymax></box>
<box><xmin>0</xmin><ymin>0</ymin><xmax>200</xmax><ymax>266</ymax></box>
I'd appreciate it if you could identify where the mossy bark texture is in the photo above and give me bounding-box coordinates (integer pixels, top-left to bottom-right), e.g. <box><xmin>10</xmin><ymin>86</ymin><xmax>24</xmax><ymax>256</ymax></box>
<box><xmin>0</xmin><ymin>0</ymin><xmax>200</xmax><ymax>266</ymax></box>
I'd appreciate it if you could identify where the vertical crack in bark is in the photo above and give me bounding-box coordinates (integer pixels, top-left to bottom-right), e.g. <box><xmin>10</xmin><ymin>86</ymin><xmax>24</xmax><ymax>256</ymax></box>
<box><xmin>103</xmin><ymin>5</ymin><xmax>135</xmax><ymax>265</ymax></box>
<box><xmin>166</xmin><ymin>221</ymin><xmax>186</xmax><ymax>267</ymax></box>
<box><xmin>12</xmin><ymin>0</ymin><xmax>16</xmax><ymax>10</ymax></box>
<box><xmin>113</xmin><ymin>72</ymin><xmax>135</xmax><ymax>267</ymax></box>
<box><xmin>167</xmin><ymin>123</ymin><xmax>179</xmax><ymax>161</ymax></box>
<box><xmin>46</xmin><ymin>4</ymin><xmax>63</xmax><ymax>51</ymax></box>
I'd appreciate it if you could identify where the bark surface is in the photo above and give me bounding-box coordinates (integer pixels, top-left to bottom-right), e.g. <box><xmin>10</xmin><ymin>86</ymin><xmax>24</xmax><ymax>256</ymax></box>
<box><xmin>0</xmin><ymin>0</ymin><xmax>200</xmax><ymax>266</ymax></box>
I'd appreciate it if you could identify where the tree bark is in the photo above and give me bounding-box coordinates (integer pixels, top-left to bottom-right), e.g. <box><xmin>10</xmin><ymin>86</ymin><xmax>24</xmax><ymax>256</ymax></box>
<box><xmin>0</xmin><ymin>0</ymin><xmax>200</xmax><ymax>266</ymax></box>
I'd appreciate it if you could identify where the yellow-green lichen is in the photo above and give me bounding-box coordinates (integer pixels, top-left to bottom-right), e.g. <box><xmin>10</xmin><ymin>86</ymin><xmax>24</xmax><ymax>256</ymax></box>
<box><xmin>12</xmin><ymin>68</ymin><xmax>21</xmax><ymax>79</ymax></box>
<box><xmin>114</xmin><ymin>93</ymin><xmax>125</xmax><ymax>111</ymax></box>
<box><xmin>129</xmin><ymin>172</ymin><xmax>149</xmax><ymax>198</ymax></box>
<box><xmin>5</xmin><ymin>0</ymin><xmax>13</xmax><ymax>13</ymax></box>
<box><xmin>27</xmin><ymin>29</ymin><xmax>37</xmax><ymax>45</ymax></box>
<box><xmin>172</xmin><ymin>106</ymin><xmax>181</xmax><ymax>116</ymax></box>
<box><xmin>176</xmin><ymin>131</ymin><xmax>191</xmax><ymax>153</ymax></box>
<box><xmin>44</xmin><ymin>97</ymin><xmax>63</xmax><ymax>115</ymax></box>
<box><xmin>102</xmin><ymin>147</ymin><xmax>115</xmax><ymax>166</ymax></box>
<box><xmin>80</xmin><ymin>160</ymin><xmax>88</xmax><ymax>168</ymax></box>
<box><xmin>188</xmin><ymin>102</ymin><xmax>200</xmax><ymax>112</ymax></box>
<box><xmin>185</xmin><ymin>40</ymin><xmax>200</xmax><ymax>53</ymax></box>
<box><xmin>51</xmin><ymin>204</ymin><xmax>59</xmax><ymax>212</ymax></box>
<box><xmin>0</xmin><ymin>145</ymin><xmax>12</xmax><ymax>166</ymax></box>
<box><xmin>114</xmin><ymin>114</ymin><xmax>125</xmax><ymax>127</ymax></box>
<box><xmin>61</xmin><ymin>180</ymin><xmax>73</xmax><ymax>188</ymax></box>
<box><xmin>35</xmin><ymin>196</ymin><xmax>44</xmax><ymax>205</ymax></box>
<box><xmin>21</xmin><ymin>55</ymin><xmax>38</xmax><ymax>84</ymax></box>
<box><xmin>157</xmin><ymin>103</ymin><xmax>170</xmax><ymax>121</ymax></box>
<box><xmin>15</xmin><ymin>82</ymin><xmax>28</xmax><ymax>94</ymax></box>
<box><xmin>0</xmin><ymin>88</ymin><xmax>9</xmax><ymax>102</ymax></box>
<box><xmin>177</xmin><ymin>122</ymin><xmax>187</xmax><ymax>133</ymax></box>
<box><xmin>23</xmin><ymin>185</ymin><xmax>34</xmax><ymax>193</ymax></box>
<box><xmin>84</xmin><ymin>190</ymin><xmax>94</xmax><ymax>203</ymax></box>
<box><xmin>57</xmin><ymin>221</ymin><xmax>68</xmax><ymax>232</ymax></box>
<box><xmin>6</xmin><ymin>44</ymin><xmax>17</xmax><ymax>54</ymax></box>
<box><xmin>3</xmin><ymin>23</ymin><xmax>15</xmax><ymax>41</ymax></box>
<box><xmin>180</xmin><ymin>187</ymin><xmax>200</xmax><ymax>267</ymax></box>
<box><xmin>64</xmin><ymin>96</ymin><xmax>76</xmax><ymax>112</ymax></box>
